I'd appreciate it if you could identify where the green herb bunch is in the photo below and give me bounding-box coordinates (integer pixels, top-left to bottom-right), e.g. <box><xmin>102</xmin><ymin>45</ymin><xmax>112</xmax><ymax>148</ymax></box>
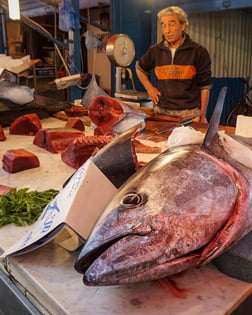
<box><xmin>0</xmin><ymin>188</ymin><xmax>59</xmax><ymax>227</ymax></box>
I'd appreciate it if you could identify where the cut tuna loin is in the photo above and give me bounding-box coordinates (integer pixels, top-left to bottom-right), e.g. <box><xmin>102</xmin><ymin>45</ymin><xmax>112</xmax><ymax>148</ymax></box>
<box><xmin>9</xmin><ymin>113</ymin><xmax>42</xmax><ymax>135</ymax></box>
<box><xmin>0</xmin><ymin>184</ymin><xmax>13</xmax><ymax>196</ymax></box>
<box><xmin>65</xmin><ymin>118</ymin><xmax>85</xmax><ymax>131</ymax></box>
<box><xmin>133</xmin><ymin>139</ymin><xmax>161</xmax><ymax>154</ymax></box>
<box><xmin>2</xmin><ymin>149</ymin><xmax>40</xmax><ymax>173</ymax></box>
<box><xmin>94</xmin><ymin>126</ymin><xmax>115</xmax><ymax>137</ymax></box>
<box><xmin>33</xmin><ymin>128</ymin><xmax>83</xmax><ymax>153</ymax></box>
<box><xmin>88</xmin><ymin>96</ymin><xmax>124</xmax><ymax>129</ymax></box>
<box><xmin>61</xmin><ymin>135</ymin><xmax>112</xmax><ymax>169</ymax></box>
<box><xmin>0</xmin><ymin>125</ymin><xmax>6</xmax><ymax>141</ymax></box>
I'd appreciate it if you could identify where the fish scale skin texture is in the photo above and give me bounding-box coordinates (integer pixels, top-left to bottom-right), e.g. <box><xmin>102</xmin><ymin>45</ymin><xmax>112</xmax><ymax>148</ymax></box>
<box><xmin>77</xmin><ymin>146</ymin><xmax>239</xmax><ymax>284</ymax></box>
<box><xmin>196</xmin><ymin>135</ymin><xmax>252</xmax><ymax>265</ymax></box>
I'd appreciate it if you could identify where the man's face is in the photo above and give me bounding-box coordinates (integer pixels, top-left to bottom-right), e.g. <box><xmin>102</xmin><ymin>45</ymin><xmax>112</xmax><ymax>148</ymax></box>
<box><xmin>160</xmin><ymin>14</ymin><xmax>186</xmax><ymax>47</ymax></box>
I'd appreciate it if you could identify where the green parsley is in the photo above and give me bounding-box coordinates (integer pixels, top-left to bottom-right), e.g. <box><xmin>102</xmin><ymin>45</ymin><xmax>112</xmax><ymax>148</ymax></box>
<box><xmin>0</xmin><ymin>188</ymin><xmax>59</xmax><ymax>227</ymax></box>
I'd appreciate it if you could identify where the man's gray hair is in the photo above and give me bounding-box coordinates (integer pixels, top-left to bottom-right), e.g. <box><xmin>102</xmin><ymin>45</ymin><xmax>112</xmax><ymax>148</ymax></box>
<box><xmin>157</xmin><ymin>6</ymin><xmax>189</xmax><ymax>26</ymax></box>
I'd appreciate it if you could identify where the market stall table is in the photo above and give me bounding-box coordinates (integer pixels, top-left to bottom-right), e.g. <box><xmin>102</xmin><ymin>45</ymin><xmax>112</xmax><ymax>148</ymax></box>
<box><xmin>0</xmin><ymin>116</ymin><xmax>251</xmax><ymax>314</ymax></box>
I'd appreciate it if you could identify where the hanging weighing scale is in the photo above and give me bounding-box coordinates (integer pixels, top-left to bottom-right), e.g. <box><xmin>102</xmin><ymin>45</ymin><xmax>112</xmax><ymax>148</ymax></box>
<box><xmin>106</xmin><ymin>33</ymin><xmax>150</xmax><ymax>101</ymax></box>
<box><xmin>106</xmin><ymin>33</ymin><xmax>135</xmax><ymax>68</ymax></box>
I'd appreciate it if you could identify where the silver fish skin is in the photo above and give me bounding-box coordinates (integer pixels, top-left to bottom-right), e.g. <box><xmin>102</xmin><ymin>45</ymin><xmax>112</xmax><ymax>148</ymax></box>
<box><xmin>196</xmin><ymin>133</ymin><xmax>252</xmax><ymax>266</ymax></box>
<box><xmin>75</xmin><ymin>87</ymin><xmax>252</xmax><ymax>286</ymax></box>
<box><xmin>75</xmin><ymin>142</ymin><xmax>246</xmax><ymax>285</ymax></box>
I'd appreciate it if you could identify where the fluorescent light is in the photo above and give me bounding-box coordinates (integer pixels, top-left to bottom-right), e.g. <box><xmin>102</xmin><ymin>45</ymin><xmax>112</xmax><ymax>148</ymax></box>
<box><xmin>8</xmin><ymin>0</ymin><xmax>20</xmax><ymax>20</ymax></box>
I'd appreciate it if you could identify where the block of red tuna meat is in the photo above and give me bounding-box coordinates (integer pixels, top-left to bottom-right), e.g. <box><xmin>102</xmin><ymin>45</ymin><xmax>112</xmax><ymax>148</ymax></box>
<box><xmin>133</xmin><ymin>139</ymin><xmax>161</xmax><ymax>154</ymax></box>
<box><xmin>93</xmin><ymin>125</ymin><xmax>115</xmax><ymax>137</ymax></box>
<box><xmin>0</xmin><ymin>125</ymin><xmax>6</xmax><ymax>141</ymax></box>
<box><xmin>9</xmin><ymin>113</ymin><xmax>42</xmax><ymax>136</ymax></box>
<box><xmin>65</xmin><ymin>118</ymin><xmax>85</xmax><ymax>131</ymax></box>
<box><xmin>61</xmin><ymin>135</ymin><xmax>112</xmax><ymax>169</ymax></box>
<box><xmin>0</xmin><ymin>184</ymin><xmax>13</xmax><ymax>196</ymax></box>
<box><xmin>2</xmin><ymin>149</ymin><xmax>40</xmax><ymax>173</ymax></box>
<box><xmin>88</xmin><ymin>96</ymin><xmax>124</xmax><ymax>129</ymax></box>
<box><xmin>33</xmin><ymin>128</ymin><xmax>83</xmax><ymax>153</ymax></box>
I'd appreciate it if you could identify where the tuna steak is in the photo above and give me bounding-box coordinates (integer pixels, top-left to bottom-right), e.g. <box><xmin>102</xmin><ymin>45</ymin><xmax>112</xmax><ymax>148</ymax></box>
<box><xmin>61</xmin><ymin>135</ymin><xmax>113</xmax><ymax>169</ymax></box>
<box><xmin>0</xmin><ymin>124</ymin><xmax>6</xmax><ymax>141</ymax></box>
<box><xmin>33</xmin><ymin>128</ymin><xmax>83</xmax><ymax>153</ymax></box>
<box><xmin>75</xmin><ymin>87</ymin><xmax>252</xmax><ymax>285</ymax></box>
<box><xmin>9</xmin><ymin>113</ymin><xmax>42</xmax><ymax>136</ymax></box>
<box><xmin>2</xmin><ymin>149</ymin><xmax>40</xmax><ymax>173</ymax></box>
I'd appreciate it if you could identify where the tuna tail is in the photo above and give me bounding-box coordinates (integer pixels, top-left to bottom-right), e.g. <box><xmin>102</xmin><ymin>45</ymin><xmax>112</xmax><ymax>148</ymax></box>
<box><xmin>202</xmin><ymin>86</ymin><xmax>228</xmax><ymax>149</ymax></box>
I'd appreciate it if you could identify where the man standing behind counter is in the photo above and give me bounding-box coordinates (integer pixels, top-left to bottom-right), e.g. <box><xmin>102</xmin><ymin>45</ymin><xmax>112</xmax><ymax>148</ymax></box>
<box><xmin>136</xmin><ymin>6</ymin><xmax>211</xmax><ymax>123</ymax></box>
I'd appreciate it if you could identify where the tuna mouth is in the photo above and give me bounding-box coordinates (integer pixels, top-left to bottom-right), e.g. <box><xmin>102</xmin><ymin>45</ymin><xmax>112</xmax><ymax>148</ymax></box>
<box><xmin>75</xmin><ymin>235</ymin><xmax>125</xmax><ymax>274</ymax></box>
<box><xmin>77</xmin><ymin>232</ymin><xmax>201</xmax><ymax>286</ymax></box>
<box><xmin>74</xmin><ymin>228</ymin><xmax>151</xmax><ymax>274</ymax></box>
<box><xmin>75</xmin><ymin>218</ymin><xmax>153</xmax><ymax>276</ymax></box>
<box><xmin>82</xmin><ymin>245</ymin><xmax>200</xmax><ymax>286</ymax></box>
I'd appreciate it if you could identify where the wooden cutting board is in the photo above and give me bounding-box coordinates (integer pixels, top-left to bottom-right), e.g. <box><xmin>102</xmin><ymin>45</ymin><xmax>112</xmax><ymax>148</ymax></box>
<box><xmin>135</xmin><ymin>107</ymin><xmax>183</xmax><ymax>122</ymax></box>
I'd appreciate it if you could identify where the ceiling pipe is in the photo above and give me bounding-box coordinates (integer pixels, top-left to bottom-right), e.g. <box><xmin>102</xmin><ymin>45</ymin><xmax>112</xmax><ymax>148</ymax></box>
<box><xmin>38</xmin><ymin>0</ymin><xmax>61</xmax><ymax>6</ymax></box>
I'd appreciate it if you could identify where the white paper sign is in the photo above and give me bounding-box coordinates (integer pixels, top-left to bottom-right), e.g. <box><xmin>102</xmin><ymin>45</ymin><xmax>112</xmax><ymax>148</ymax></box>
<box><xmin>1</xmin><ymin>159</ymin><xmax>117</xmax><ymax>257</ymax></box>
<box><xmin>235</xmin><ymin>115</ymin><xmax>252</xmax><ymax>137</ymax></box>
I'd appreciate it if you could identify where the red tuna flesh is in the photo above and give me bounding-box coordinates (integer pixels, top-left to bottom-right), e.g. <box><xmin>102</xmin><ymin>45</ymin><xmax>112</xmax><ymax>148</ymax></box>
<box><xmin>88</xmin><ymin>96</ymin><xmax>124</xmax><ymax>129</ymax></box>
<box><xmin>33</xmin><ymin>128</ymin><xmax>83</xmax><ymax>153</ymax></box>
<box><xmin>9</xmin><ymin>113</ymin><xmax>42</xmax><ymax>135</ymax></box>
<box><xmin>61</xmin><ymin>135</ymin><xmax>112</xmax><ymax>169</ymax></box>
<box><xmin>2</xmin><ymin>149</ymin><xmax>40</xmax><ymax>173</ymax></box>
<box><xmin>0</xmin><ymin>125</ymin><xmax>6</xmax><ymax>141</ymax></box>
<box><xmin>65</xmin><ymin>118</ymin><xmax>85</xmax><ymax>132</ymax></box>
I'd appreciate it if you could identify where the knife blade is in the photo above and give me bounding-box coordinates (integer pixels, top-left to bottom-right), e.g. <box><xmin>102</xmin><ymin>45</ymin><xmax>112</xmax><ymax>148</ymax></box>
<box><xmin>155</xmin><ymin>119</ymin><xmax>193</xmax><ymax>135</ymax></box>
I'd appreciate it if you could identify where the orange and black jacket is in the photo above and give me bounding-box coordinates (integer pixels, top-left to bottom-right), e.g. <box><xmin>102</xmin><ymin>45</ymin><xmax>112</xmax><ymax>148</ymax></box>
<box><xmin>136</xmin><ymin>33</ymin><xmax>211</xmax><ymax>110</ymax></box>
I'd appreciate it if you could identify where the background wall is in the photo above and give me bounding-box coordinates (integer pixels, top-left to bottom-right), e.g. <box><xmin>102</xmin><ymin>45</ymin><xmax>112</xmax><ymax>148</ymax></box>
<box><xmin>188</xmin><ymin>9</ymin><xmax>252</xmax><ymax>123</ymax></box>
<box><xmin>110</xmin><ymin>0</ymin><xmax>152</xmax><ymax>93</ymax></box>
<box><xmin>110</xmin><ymin>0</ymin><xmax>252</xmax><ymax>123</ymax></box>
<box><xmin>2</xmin><ymin>0</ymin><xmax>252</xmax><ymax>119</ymax></box>
<box><xmin>156</xmin><ymin>9</ymin><xmax>251</xmax><ymax>88</ymax></box>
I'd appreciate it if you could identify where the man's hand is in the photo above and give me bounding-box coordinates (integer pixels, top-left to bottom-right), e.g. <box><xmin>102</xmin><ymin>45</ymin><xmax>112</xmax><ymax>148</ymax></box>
<box><xmin>199</xmin><ymin>115</ymin><xmax>208</xmax><ymax>123</ymax></box>
<box><xmin>193</xmin><ymin>115</ymin><xmax>208</xmax><ymax>123</ymax></box>
<box><xmin>136</xmin><ymin>68</ymin><xmax>161</xmax><ymax>105</ymax></box>
<box><xmin>147</xmin><ymin>86</ymin><xmax>161</xmax><ymax>105</ymax></box>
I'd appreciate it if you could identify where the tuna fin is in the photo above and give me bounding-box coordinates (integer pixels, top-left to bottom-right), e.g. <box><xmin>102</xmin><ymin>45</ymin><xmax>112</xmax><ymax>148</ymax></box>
<box><xmin>202</xmin><ymin>86</ymin><xmax>228</xmax><ymax>149</ymax></box>
<box><xmin>92</xmin><ymin>123</ymin><xmax>142</xmax><ymax>188</ymax></box>
<box><xmin>63</xmin><ymin>123</ymin><xmax>142</xmax><ymax>189</ymax></box>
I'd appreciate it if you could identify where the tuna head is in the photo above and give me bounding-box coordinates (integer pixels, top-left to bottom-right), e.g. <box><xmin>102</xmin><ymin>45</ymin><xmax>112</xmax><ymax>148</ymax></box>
<box><xmin>75</xmin><ymin>144</ymin><xmax>238</xmax><ymax>285</ymax></box>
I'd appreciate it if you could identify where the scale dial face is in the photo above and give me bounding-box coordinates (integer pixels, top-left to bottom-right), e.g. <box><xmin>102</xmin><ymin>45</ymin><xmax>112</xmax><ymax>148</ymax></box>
<box><xmin>106</xmin><ymin>34</ymin><xmax>135</xmax><ymax>67</ymax></box>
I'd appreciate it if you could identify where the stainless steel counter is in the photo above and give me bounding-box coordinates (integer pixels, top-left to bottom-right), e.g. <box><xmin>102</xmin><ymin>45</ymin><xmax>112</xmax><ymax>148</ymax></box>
<box><xmin>0</xmin><ymin>117</ymin><xmax>251</xmax><ymax>314</ymax></box>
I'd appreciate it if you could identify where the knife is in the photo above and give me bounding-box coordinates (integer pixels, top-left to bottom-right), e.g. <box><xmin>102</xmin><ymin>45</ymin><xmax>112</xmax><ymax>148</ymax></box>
<box><xmin>155</xmin><ymin>118</ymin><xmax>193</xmax><ymax>135</ymax></box>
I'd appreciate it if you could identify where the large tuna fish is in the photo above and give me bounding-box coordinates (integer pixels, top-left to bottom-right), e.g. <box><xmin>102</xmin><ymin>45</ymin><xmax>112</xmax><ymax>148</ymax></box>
<box><xmin>74</xmin><ymin>87</ymin><xmax>252</xmax><ymax>285</ymax></box>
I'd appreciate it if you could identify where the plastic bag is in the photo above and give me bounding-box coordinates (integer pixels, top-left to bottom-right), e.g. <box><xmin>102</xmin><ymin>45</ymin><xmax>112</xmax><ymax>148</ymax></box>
<box><xmin>58</xmin><ymin>0</ymin><xmax>81</xmax><ymax>32</ymax></box>
<box><xmin>0</xmin><ymin>81</ymin><xmax>34</xmax><ymax>105</ymax></box>
<box><xmin>81</xmin><ymin>75</ymin><xmax>109</xmax><ymax>107</ymax></box>
<box><xmin>85</xmin><ymin>31</ymin><xmax>101</xmax><ymax>50</ymax></box>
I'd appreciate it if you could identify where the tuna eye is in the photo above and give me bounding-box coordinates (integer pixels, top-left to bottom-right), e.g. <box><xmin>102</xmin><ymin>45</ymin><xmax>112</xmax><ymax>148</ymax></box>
<box><xmin>120</xmin><ymin>192</ymin><xmax>146</xmax><ymax>208</ymax></box>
